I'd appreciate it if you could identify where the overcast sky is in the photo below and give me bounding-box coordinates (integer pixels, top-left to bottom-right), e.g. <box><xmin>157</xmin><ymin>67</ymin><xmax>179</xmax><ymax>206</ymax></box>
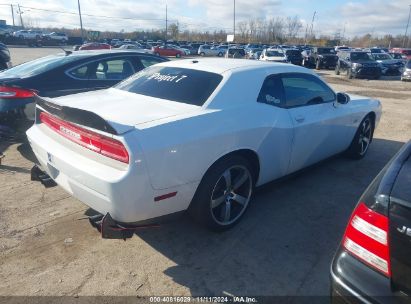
<box><xmin>0</xmin><ymin>0</ymin><xmax>410</xmax><ymax>37</ymax></box>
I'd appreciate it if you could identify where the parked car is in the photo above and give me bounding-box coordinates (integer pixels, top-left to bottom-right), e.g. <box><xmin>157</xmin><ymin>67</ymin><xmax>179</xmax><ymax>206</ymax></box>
<box><xmin>27</xmin><ymin>59</ymin><xmax>381</xmax><ymax>232</ymax></box>
<box><xmin>259</xmin><ymin>48</ymin><xmax>287</xmax><ymax>62</ymax></box>
<box><xmin>336</xmin><ymin>51</ymin><xmax>382</xmax><ymax>79</ymax></box>
<box><xmin>198</xmin><ymin>45</ymin><xmax>225</xmax><ymax>57</ymax></box>
<box><xmin>389</xmin><ymin>52</ymin><xmax>407</xmax><ymax>65</ymax></box>
<box><xmin>225</xmin><ymin>48</ymin><xmax>246</xmax><ymax>58</ymax></box>
<box><xmin>331</xmin><ymin>140</ymin><xmax>411</xmax><ymax>303</ymax></box>
<box><xmin>390</xmin><ymin>48</ymin><xmax>411</xmax><ymax>60</ymax></box>
<box><xmin>0</xmin><ymin>50</ymin><xmax>168</xmax><ymax>118</ymax></box>
<box><xmin>0</xmin><ymin>43</ymin><xmax>11</xmax><ymax>71</ymax></box>
<box><xmin>43</xmin><ymin>32</ymin><xmax>68</xmax><ymax>43</ymax></box>
<box><xmin>152</xmin><ymin>45</ymin><xmax>184</xmax><ymax>58</ymax></box>
<box><xmin>79</xmin><ymin>43</ymin><xmax>111</xmax><ymax>51</ymax></box>
<box><xmin>247</xmin><ymin>48</ymin><xmax>263</xmax><ymax>60</ymax></box>
<box><xmin>0</xmin><ymin>27</ymin><xmax>13</xmax><ymax>38</ymax></box>
<box><xmin>283</xmin><ymin>48</ymin><xmax>303</xmax><ymax>65</ymax></box>
<box><xmin>13</xmin><ymin>30</ymin><xmax>43</xmax><ymax>40</ymax></box>
<box><xmin>308</xmin><ymin>47</ymin><xmax>338</xmax><ymax>70</ymax></box>
<box><xmin>180</xmin><ymin>45</ymin><xmax>196</xmax><ymax>55</ymax></box>
<box><xmin>371</xmin><ymin>53</ymin><xmax>404</xmax><ymax>76</ymax></box>
<box><xmin>401</xmin><ymin>60</ymin><xmax>411</xmax><ymax>81</ymax></box>
<box><xmin>118</xmin><ymin>44</ymin><xmax>152</xmax><ymax>54</ymax></box>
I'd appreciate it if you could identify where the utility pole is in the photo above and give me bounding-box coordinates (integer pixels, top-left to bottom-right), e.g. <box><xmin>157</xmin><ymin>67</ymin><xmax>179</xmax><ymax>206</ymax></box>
<box><xmin>17</xmin><ymin>4</ymin><xmax>24</xmax><ymax>28</ymax></box>
<box><xmin>342</xmin><ymin>23</ymin><xmax>346</xmax><ymax>45</ymax></box>
<box><xmin>403</xmin><ymin>4</ymin><xmax>411</xmax><ymax>48</ymax></box>
<box><xmin>309</xmin><ymin>11</ymin><xmax>316</xmax><ymax>40</ymax></box>
<box><xmin>10</xmin><ymin>4</ymin><xmax>15</xmax><ymax>27</ymax></box>
<box><xmin>233</xmin><ymin>0</ymin><xmax>236</xmax><ymax>41</ymax></box>
<box><xmin>77</xmin><ymin>0</ymin><xmax>84</xmax><ymax>42</ymax></box>
<box><xmin>165</xmin><ymin>4</ymin><xmax>168</xmax><ymax>43</ymax></box>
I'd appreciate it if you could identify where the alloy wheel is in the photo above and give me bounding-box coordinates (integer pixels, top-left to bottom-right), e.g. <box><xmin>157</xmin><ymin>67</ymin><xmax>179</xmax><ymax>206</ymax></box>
<box><xmin>358</xmin><ymin>118</ymin><xmax>372</xmax><ymax>155</ymax></box>
<box><xmin>210</xmin><ymin>165</ymin><xmax>252</xmax><ymax>226</ymax></box>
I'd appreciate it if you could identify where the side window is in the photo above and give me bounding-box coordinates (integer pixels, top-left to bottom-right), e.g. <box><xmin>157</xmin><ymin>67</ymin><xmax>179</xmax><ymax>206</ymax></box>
<box><xmin>68</xmin><ymin>64</ymin><xmax>89</xmax><ymax>79</ymax></box>
<box><xmin>93</xmin><ymin>59</ymin><xmax>135</xmax><ymax>80</ymax></box>
<box><xmin>139</xmin><ymin>56</ymin><xmax>165</xmax><ymax>68</ymax></box>
<box><xmin>281</xmin><ymin>73</ymin><xmax>335</xmax><ymax>108</ymax></box>
<box><xmin>257</xmin><ymin>75</ymin><xmax>284</xmax><ymax>107</ymax></box>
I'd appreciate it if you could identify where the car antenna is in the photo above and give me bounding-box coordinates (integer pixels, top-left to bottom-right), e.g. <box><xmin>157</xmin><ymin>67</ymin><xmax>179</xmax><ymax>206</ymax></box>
<box><xmin>59</xmin><ymin>46</ymin><xmax>72</xmax><ymax>56</ymax></box>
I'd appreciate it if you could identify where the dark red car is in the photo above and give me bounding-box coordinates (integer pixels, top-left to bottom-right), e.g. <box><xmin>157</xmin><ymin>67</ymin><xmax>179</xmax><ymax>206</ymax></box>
<box><xmin>79</xmin><ymin>43</ymin><xmax>111</xmax><ymax>51</ymax></box>
<box><xmin>152</xmin><ymin>45</ymin><xmax>184</xmax><ymax>58</ymax></box>
<box><xmin>390</xmin><ymin>48</ymin><xmax>411</xmax><ymax>60</ymax></box>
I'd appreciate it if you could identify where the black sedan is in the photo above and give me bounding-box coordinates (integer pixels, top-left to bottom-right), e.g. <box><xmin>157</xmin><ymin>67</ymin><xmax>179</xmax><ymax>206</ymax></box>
<box><xmin>0</xmin><ymin>50</ymin><xmax>168</xmax><ymax>119</ymax></box>
<box><xmin>331</xmin><ymin>140</ymin><xmax>411</xmax><ymax>303</ymax></box>
<box><xmin>0</xmin><ymin>42</ymin><xmax>11</xmax><ymax>71</ymax></box>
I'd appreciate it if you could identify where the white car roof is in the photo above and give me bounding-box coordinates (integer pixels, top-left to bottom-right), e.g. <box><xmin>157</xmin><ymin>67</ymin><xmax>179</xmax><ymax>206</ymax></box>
<box><xmin>155</xmin><ymin>58</ymin><xmax>307</xmax><ymax>75</ymax></box>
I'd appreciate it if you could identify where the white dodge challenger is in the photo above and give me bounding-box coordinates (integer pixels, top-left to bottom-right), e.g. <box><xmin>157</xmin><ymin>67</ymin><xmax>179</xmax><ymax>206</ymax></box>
<box><xmin>27</xmin><ymin>59</ymin><xmax>381</xmax><ymax>230</ymax></box>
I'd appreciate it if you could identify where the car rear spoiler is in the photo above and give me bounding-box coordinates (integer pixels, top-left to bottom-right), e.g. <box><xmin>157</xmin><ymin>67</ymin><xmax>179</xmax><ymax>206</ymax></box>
<box><xmin>35</xmin><ymin>95</ymin><xmax>118</xmax><ymax>135</ymax></box>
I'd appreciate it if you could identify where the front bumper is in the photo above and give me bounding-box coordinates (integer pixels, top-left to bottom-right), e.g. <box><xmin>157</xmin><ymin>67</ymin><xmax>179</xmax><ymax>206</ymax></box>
<box><xmin>352</xmin><ymin>67</ymin><xmax>381</xmax><ymax>78</ymax></box>
<box><xmin>401</xmin><ymin>72</ymin><xmax>411</xmax><ymax>80</ymax></box>
<box><xmin>331</xmin><ymin>248</ymin><xmax>406</xmax><ymax>304</ymax></box>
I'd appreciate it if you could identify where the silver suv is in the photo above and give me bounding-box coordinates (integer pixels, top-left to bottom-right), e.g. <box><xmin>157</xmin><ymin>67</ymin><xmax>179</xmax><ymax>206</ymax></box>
<box><xmin>198</xmin><ymin>45</ymin><xmax>225</xmax><ymax>57</ymax></box>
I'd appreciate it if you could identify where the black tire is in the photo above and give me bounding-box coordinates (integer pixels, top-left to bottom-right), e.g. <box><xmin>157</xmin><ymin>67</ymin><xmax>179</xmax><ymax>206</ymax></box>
<box><xmin>189</xmin><ymin>155</ymin><xmax>255</xmax><ymax>231</ymax></box>
<box><xmin>0</xmin><ymin>61</ymin><xmax>7</xmax><ymax>71</ymax></box>
<box><xmin>335</xmin><ymin>64</ymin><xmax>340</xmax><ymax>75</ymax></box>
<box><xmin>176</xmin><ymin>53</ymin><xmax>181</xmax><ymax>58</ymax></box>
<box><xmin>200</xmin><ymin>52</ymin><xmax>205</xmax><ymax>56</ymax></box>
<box><xmin>155</xmin><ymin>52</ymin><xmax>160</xmax><ymax>56</ymax></box>
<box><xmin>315</xmin><ymin>60</ymin><xmax>321</xmax><ymax>70</ymax></box>
<box><xmin>218</xmin><ymin>52</ymin><xmax>223</xmax><ymax>57</ymax></box>
<box><xmin>346</xmin><ymin>115</ymin><xmax>374</xmax><ymax>159</ymax></box>
<box><xmin>347</xmin><ymin>69</ymin><xmax>353</xmax><ymax>79</ymax></box>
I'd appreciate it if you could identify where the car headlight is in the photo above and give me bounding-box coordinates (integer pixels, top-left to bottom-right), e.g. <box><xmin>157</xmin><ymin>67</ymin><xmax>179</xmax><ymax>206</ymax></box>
<box><xmin>352</xmin><ymin>63</ymin><xmax>363</xmax><ymax>68</ymax></box>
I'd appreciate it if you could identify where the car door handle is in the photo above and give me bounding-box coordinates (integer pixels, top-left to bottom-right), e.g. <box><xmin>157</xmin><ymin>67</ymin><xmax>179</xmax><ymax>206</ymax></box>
<box><xmin>295</xmin><ymin>115</ymin><xmax>305</xmax><ymax>123</ymax></box>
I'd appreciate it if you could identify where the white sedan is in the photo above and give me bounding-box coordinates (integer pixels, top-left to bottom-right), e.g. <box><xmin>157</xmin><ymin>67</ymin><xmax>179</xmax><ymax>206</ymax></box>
<box><xmin>27</xmin><ymin>59</ymin><xmax>381</xmax><ymax>230</ymax></box>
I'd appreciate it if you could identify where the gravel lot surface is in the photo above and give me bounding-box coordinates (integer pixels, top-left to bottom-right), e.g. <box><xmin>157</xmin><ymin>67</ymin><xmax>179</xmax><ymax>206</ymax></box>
<box><xmin>0</xmin><ymin>47</ymin><xmax>410</xmax><ymax>298</ymax></box>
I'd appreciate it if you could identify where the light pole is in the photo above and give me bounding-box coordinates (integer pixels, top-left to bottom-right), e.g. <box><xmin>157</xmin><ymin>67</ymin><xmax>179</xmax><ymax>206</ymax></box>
<box><xmin>233</xmin><ymin>0</ymin><xmax>235</xmax><ymax>41</ymax></box>
<box><xmin>403</xmin><ymin>4</ymin><xmax>411</xmax><ymax>48</ymax></box>
<box><xmin>77</xmin><ymin>0</ymin><xmax>84</xmax><ymax>42</ymax></box>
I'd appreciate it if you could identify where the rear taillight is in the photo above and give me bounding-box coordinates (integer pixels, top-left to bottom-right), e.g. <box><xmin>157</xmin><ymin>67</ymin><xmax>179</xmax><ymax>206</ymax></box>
<box><xmin>342</xmin><ymin>202</ymin><xmax>390</xmax><ymax>277</ymax></box>
<box><xmin>0</xmin><ymin>86</ymin><xmax>36</xmax><ymax>98</ymax></box>
<box><xmin>40</xmin><ymin>112</ymin><xmax>129</xmax><ymax>164</ymax></box>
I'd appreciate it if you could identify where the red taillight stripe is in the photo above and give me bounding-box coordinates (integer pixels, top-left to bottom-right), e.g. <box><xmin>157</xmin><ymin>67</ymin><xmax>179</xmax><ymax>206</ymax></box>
<box><xmin>40</xmin><ymin>112</ymin><xmax>129</xmax><ymax>164</ymax></box>
<box><xmin>342</xmin><ymin>202</ymin><xmax>390</xmax><ymax>277</ymax></box>
<box><xmin>154</xmin><ymin>192</ymin><xmax>177</xmax><ymax>202</ymax></box>
<box><xmin>0</xmin><ymin>86</ymin><xmax>36</xmax><ymax>98</ymax></box>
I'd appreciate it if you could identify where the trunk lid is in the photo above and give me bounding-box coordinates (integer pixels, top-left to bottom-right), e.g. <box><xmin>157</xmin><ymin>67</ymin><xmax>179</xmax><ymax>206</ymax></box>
<box><xmin>43</xmin><ymin>88</ymin><xmax>202</xmax><ymax>134</ymax></box>
<box><xmin>388</xmin><ymin>142</ymin><xmax>411</xmax><ymax>294</ymax></box>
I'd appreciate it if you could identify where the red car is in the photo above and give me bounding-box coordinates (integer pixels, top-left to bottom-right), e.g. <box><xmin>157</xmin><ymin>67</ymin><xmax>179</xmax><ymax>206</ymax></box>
<box><xmin>79</xmin><ymin>43</ymin><xmax>111</xmax><ymax>51</ymax></box>
<box><xmin>152</xmin><ymin>45</ymin><xmax>184</xmax><ymax>58</ymax></box>
<box><xmin>390</xmin><ymin>47</ymin><xmax>411</xmax><ymax>60</ymax></box>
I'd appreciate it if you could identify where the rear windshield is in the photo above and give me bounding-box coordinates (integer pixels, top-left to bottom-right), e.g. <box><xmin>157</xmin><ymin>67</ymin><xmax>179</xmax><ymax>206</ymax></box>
<box><xmin>350</xmin><ymin>52</ymin><xmax>374</xmax><ymax>61</ymax></box>
<box><xmin>115</xmin><ymin>66</ymin><xmax>223</xmax><ymax>106</ymax></box>
<box><xmin>266</xmin><ymin>50</ymin><xmax>284</xmax><ymax>57</ymax></box>
<box><xmin>285</xmin><ymin>50</ymin><xmax>301</xmax><ymax>56</ymax></box>
<box><xmin>0</xmin><ymin>54</ymin><xmax>80</xmax><ymax>78</ymax></box>
<box><xmin>317</xmin><ymin>48</ymin><xmax>335</xmax><ymax>54</ymax></box>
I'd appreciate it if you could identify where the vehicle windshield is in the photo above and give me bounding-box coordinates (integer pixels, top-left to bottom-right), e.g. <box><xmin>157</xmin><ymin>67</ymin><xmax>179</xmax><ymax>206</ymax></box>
<box><xmin>266</xmin><ymin>50</ymin><xmax>284</xmax><ymax>57</ymax></box>
<box><xmin>373</xmin><ymin>53</ymin><xmax>392</xmax><ymax>60</ymax></box>
<box><xmin>115</xmin><ymin>66</ymin><xmax>223</xmax><ymax>106</ymax></box>
<box><xmin>317</xmin><ymin>48</ymin><xmax>335</xmax><ymax>54</ymax></box>
<box><xmin>0</xmin><ymin>54</ymin><xmax>81</xmax><ymax>78</ymax></box>
<box><xmin>350</xmin><ymin>52</ymin><xmax>374</xmax><ymax>61</ymax></box>
<box><xmin>285</xmin><ymin>49</ymin><xmax>301</xmax><ymax>56</ymax></box>
<box><xmin>390</xmin><ymin>53</ymin><xmax>402</xmax><ymax>59</ymax></box>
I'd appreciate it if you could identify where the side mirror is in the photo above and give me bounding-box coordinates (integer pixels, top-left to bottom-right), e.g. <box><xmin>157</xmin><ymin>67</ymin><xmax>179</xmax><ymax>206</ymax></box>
<box><xmin>336</xmin><ymin>92</ymin><xmax>350</xmax><ymax>105</ymax></box>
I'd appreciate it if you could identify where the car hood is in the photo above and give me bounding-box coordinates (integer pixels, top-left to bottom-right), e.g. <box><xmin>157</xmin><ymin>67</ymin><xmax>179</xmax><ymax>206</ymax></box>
<box><xmin>376</xmin><ymin>59</ymin><xmax>402</xmax><ymax>65</ymax></box>
<box><xmin>51</xmin><ymin>88</ymin><xmax>202</xmax><ymax>134</ymax></box>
